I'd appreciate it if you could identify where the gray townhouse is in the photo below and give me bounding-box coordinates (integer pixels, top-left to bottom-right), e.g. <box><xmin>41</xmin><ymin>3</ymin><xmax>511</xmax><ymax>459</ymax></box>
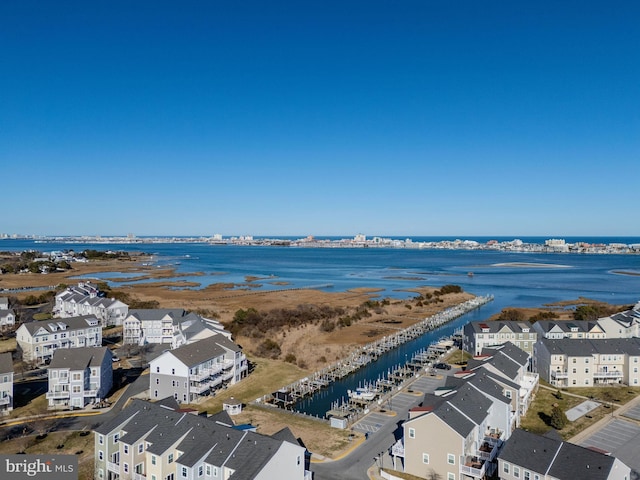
<box><xmin>0</xmin><ymin>352</ymin><xmax>14</xmax><ymax>414</ymax></box>
<box><xmin>55</xmin><ymin>282</ymin><xmax>128</xmax><ymax>327</ymax></box>
<box><xmin>46</xmin><ymin>346</ymin><xmax>112</xmax><ymax>409</ymax></box>
<box><xmin>464</xmin><ymin>321</ymin><xmax>537</xmax><ymax>356</ymax></box>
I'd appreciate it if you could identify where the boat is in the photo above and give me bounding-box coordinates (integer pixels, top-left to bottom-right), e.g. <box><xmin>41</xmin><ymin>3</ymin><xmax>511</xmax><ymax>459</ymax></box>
<box><xmin>347</xmin><ymin>385</ymin><xmax>377</xmax><ymax>402</ymax></box>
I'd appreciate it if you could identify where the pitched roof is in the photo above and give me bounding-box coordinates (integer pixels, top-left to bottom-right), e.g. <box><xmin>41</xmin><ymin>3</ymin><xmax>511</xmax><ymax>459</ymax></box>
<box><xmin>49</xmin><ymin>347</ymin><xmax>111</xmax><ymax>370</ymax></box>
<box><xmin>499</xmin><ymin>429</ymin><xmax>617</xmax><ymax>480</ymax></box>
<box><xmin>466</xmin><ymin>321</ymin><xmax>533</xmax><ymax>334</ymax></box>
<box><xmin>127</xmin><ymin>309</ymin><xmax>187</xmax><ymax>322</ymax></box>
<box><xmin>0</xmin><ymin>352</ymin><xmax>13</xmax><ymax>374</ymax></box>
<box><xmin>540</xmin><ymin>337</ymin><xmax>640</xmax><ymax>356</ymax></box>
<box><xmin>166</xmin><ymin>334</ymin><xmax>240</xmax><ymax>368</ymax></box>
<box><xmin>20</xmin><ymin>315</ymin><xmax>100</xmax><ymax>335</ymax></box>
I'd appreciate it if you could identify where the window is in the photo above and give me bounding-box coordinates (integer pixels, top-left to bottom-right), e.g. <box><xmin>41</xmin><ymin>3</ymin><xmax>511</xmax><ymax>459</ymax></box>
<box><xmin>524</xmin><ymin>471</ymin><xmax>531</xmax><ymax>480</ymax></box>
<box><xmin>422</xmin><ymin>453</ymin><xmax>429</xmax><ymax>464</ymax></box>
<box><xmin>514</xmin><ymin>466</ymin><xmax>520</xmax><ymax>478</ymax></box>
<box><xmin>572</xmin><ymin>358</ymin><xmax>576</xmax><ymax>363</ymax></box>
<box><xmin>297</xmin><ymin>456</ymin><xmax>301</xmax><ymax>466</ymax></box>
<box><xmin>172</xmin><ymin>368</ymin><xmax>175</xmax><ymax>375</ymax></box>
<box><xmin>198</xmin><ymin>465</ymin><xmax>203</xmax><ymax>477</ymax></box>
<box><xmin>505</xmin><ymin>390</ymin><xmax>512</xmax><ymax>399</ymax></box>
<box><xmin>206</xmin><ymin>465</ymin><xmax>211</xmax><ymax>476</ymax></box>
<box><xmin>123</xmin><ymin>445</ymin><xmax>129</xmax><ymax>455</ymax></box>
<box><xmin>98</xmin><ymin>434</ymin><xmax>104</xmax><ymax>445</ymax></box>
<box><xmin>123</xmin><ymin>463</ymin><xmax>129</xmax><ymax>474</ymax></box>
<box><xmin>585</xmin><ymin>358</ymin><xmax>589</xmax><ymax>363</ymax></box>
<box><xmin>98</xmin><ymin>451</ymin><xmax>104</xmax><ymax>461</ymax></box>
<box><xmin>138</xmin><ymin>443</ymin><xmax>144</xmax><ymax>454</ymax></box>
<box><xmin>572</xmin><ymin>368</ymin><xmax>576</xmax><ymax>373</ymax></box>
<box><xmin>447</xmin><ymin>453</ymin><xmax>456</xmax><ymax>465</ymax></box>
<box><xmin>98</xmin><ymin>468</ymin><xmax>104</xmax><ymax>479</ymax></box>
<box><xmin>585</xmin><ymin>379</ymin><xmax>589</xmax><ymax>385</ymax></box>
<box><xmin>152</xmin><ymin>476</ymin><xmax>157</xmax><ymax>480</ymax></box>
<box><xmin>154</xmin><ymin>390</ymin><xmax>158</xmax><ymax>398</ymax></box>
<box><xmin>447</xmin><ymin>473</ymin><xmax>455</xmax><ymax>480</ymax></box>
<box><xmin>151</xmin><ymin>455</ymin><xmax>156</xmax><ymax>466</ymax></box>
<box><xmin>572</xmin><ymin>379</ymin><xmax>577</xmax><ymax>385</ymax></box>
<box><xmin>408</xmin><ymin>428</ymin><xmax>415</xmax><ymax>439</ymax></box>
<box><xmin>156</xmin><ymin>379</ymin><xmax>159</xmax><ymax>384</ymax></box>
<box><xmin>585</xmin><ymin>368</ymin><xmax>589</xmax><ymax>374</ymax></box>
<box><xmin>213</xmin><ymin>467</ymin><xmax>218</xmax><ymax>477</ymax></box>
<box><xmin>168</xmin><ymin>453</ymin><xmax>174</xmax><ymax>464</ymax></box>
<box><xmin>113</xmin><ymin>433</ymin><xmax>119</xmax><ymax>443</ymax></box>
<box><xmin>503</xmin><ymin>462</ymin><xmax>510</xmax><ymax>474</ymax></box>
<box><xmin>181</xmin><ymin>466</ymin><xmax>188</xmax><ymax>477</ymax></box>
<box><xmin>156</xmin><ymin>367</ymin><xmax>160</xmax><ymax>373</ymax></box>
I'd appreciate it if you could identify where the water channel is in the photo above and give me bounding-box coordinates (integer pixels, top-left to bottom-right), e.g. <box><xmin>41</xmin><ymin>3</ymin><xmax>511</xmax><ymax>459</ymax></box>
<box><xmin>294</xmin><ymin>303</ymin><xmax>494</xmax><ymax>418</ymax></box>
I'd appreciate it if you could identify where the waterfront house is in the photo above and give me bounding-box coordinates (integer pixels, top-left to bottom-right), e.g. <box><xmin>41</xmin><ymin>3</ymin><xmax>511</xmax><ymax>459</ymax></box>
<box><xmin>94</xmin><ymin>397</ymin><xmax>310</xmax><ymax>480</ymax></box>
<box><xmin>463</xmin><ymin>321</ymin><xmax>537</xmax><ymax>356</ymax></box>
<box><xmin>534</xmin><ymin>337</ymin><xmax>640</xmax><ymax>388</ymax></box>
<box><xmin>497</xmin><ymin>429</ymin><xmax>631</xmax><ymax>480</ymax></box>
<box><xmin>531</xmin><ymin>320</ymin><xmax>606</xmax><ymax>340</ymax></box>
<box><xmin>46</xmin><ymin>346</ymin><xmax>112</xmax><ymax>409</ymax></box>
<box><xmin>55</xmin><ymin>283</ymin><xmax>128</xmax><ymax>327</ymax></box>
<box><xmin>16</xmin><ymin>315</ymin><xmax>103</xmax><ymax>364</ymax></box>
<box><xmin>0</xmin><ymin>352</ymin><xmax>14</xmax><ymax>414</ymax></box>
<box><xmin>123</xmin><ymin>308</ymin><xmax>230</xmax><ymax>348</ymax></box>
<box><xmin>0</xmin><ymin>296</ymin><xmax>15</xmax><ymax>330</ymax></box>
<box><xmin>149</xmin><ymin>334</ymin><xmax>248</xmax><ymax>404</ymax></box>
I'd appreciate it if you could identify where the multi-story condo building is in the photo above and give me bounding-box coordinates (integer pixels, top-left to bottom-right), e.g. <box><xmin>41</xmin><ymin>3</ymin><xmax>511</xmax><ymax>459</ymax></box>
<box><xmin>531</xmin><ymin>320</ymin><xmax>606</xmax><ymax>340</ymax></box>
<box><xmin>393</xmin><ymin>343</ymin><xmax>538</xmax><ymax>480</ymax></box>
<box><xmin>0</xmin><ymin>296</ymin><xmax>16</xmax><ymax>330</ymax></box>
<box><xmin>497</xmin><ymin>429</ymin><xmax>631</xmax><ymax>480</ymax></box>
<box><xmin>55</xmin><ymin>283</ymin><xmax>128</xmax><ymax>327</ymax></box>
<box><xmin>94</xmin><ymin>397</ymin><xmax>311</xmax><ymax>480</ymax></box>
<box><xmin>464</xmin><ymin>321</ymin><xmax>538</xmax><ymax>356</ymax></box>
<box><xmin>149</xmin><ymin>334</ymin><xmax>248</xmax><ymax>404</ymax></box>
<box><xmin>0</xmin><ymin>352</ymin><xmax>14</xmax><ymax>414</ymax></box>
<box><xmin>534</xmin><ymin>337</ymin><xmax>640</xmax><ymax>388</ymax></box>
<box><xmin>123</xmin><ymin>309</ymin><xmax>229</xmax><ymax>348</ymax></box>
<box><xmin>16</xmin><ymin>315</ymin><xmax>103</xmax><ymax>364</ymax></box>
<box><xmin>46</xmin><ymin>346</ymin><xmax>112</xmax><ymax>409</ymax></box>
<box><xmin>597</xmin><ymin>307</ymin><xmax>640</xmax><ymax>338</ymax></box>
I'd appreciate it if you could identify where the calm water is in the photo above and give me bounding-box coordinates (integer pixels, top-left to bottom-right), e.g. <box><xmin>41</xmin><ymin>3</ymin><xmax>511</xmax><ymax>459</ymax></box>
<box><xmin>3</xmin><ymin>238</ymin><xmax>640</xmax><ymax>415</ymax></box>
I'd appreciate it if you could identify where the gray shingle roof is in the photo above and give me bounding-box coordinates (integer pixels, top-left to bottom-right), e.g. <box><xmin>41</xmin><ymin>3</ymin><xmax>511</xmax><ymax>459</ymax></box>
<box><xmin>499</xmin><ymin>429</ymin><xmax>617</xmax><ymax>480</ymax></box>
<box><xmin>49</xmin><ymin>347</ymin><xmax>111</xmax><ymax>370</ymax></box>
<box><xmin>0</xmin><ymin>352</ymin><xmax>13</xmax><ymax>374</ymax></box>
<box><xmin>466</xmin><ymin>320</ymin><xmax>533</xmax><ymax>334</ymax></box>
<box><xmin>168</xmin><ymin>334</ymin><xmax>240</xmax><ymax>368</ymax></box>
<box><xmin>21</xmin><ymin>315</ymin><xmax>100</xmax><ymax>335</ymax></box>
<box><xmin>540</xmin><ymin>337</ymin><xmax>640</xmax><ymax>356</ymax></box>
<box><xmin>128</xmin><ymin>309</ymin><xmax>187</xmax><ymax>322</ymax></box>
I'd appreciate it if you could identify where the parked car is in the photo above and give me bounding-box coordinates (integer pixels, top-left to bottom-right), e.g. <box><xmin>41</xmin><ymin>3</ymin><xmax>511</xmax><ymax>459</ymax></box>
<box><xmin>433</xmin><ymin>362</ymin><xmax>451</xmax><ymax>370</ymax></box>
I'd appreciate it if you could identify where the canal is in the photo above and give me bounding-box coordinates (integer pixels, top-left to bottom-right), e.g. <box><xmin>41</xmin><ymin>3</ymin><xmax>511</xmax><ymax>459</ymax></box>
<box><xmin>294</xmin><ymin>302</ymin><xmax>495</xmax><ymax>418</ymax></box>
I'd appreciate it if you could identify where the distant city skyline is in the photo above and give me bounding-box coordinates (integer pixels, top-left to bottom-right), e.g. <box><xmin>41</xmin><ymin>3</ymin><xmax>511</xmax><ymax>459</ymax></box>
<box><xmin>2</xmin><ymin>1</ymin><xmax>638</xmax><ymax>237</ymax></box>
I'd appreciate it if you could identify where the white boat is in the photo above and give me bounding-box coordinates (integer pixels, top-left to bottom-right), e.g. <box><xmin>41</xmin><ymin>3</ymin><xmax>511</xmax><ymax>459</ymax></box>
<box><xmin>347</xmin><ymin>386</ymin><xmax>377</xmax><ymax>402</ymax></box>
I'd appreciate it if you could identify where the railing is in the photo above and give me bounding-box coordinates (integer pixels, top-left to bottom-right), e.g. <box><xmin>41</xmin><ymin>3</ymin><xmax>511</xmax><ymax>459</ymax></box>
<box><xmin>460</xmin><ymin>457</ymin><xmax>486</xmax><ymax>478</ymax></box>
<box><xmin>222</xmin><ymin>370</ymin><xmax>234</xmax><ymax>381</ymax></box>
<box><xmin>477</xmin><ymin>440</ymin><xmax>499</xmax><ymax>461</ymax></box>
<box><xmin>190</xmin><ymin>383</ymin><xmax>210</xmax><ymax>394</ymax></box>
<box><xmin>133</xmin><ymin>473</ymin><xmax>147</xmax><ymax>480</ymax></box>
<box><xmin>304</xmin><ymin>470</ymin><xmax>313</xmax><ymax>480</ymax></box>
<box><xmin>391</xmin><ymin>439</ymin><xmax>405</xmax><ymax>457</ymax></box>
<box><xmin>0</xmin><ymin>396</ymin><xmax>11</xmax><ymax>405</ymax></box>
<box><xmin>57</xmin><ymin>376</ymin><xmax>69</xmax><ymax>384</ymax></box>
<box><xmin>83</xmin><ymin>389</ymin><xmax>98</xmax><ymax>397</ymax></box>
<box><xmin>593</xmin><ymin>370</ymin><xmax>623</xmax><ymax>378</ymax></box>
<box><xmin>46</xmin><ymin>391</ymin><xmax>70</xmax><ymax>399</ymax></box>
<box><xmin>107</xmin><ymin>461</ymin><xmax>119</xmax><ymax>473</ymax></box>
<box><xmin>551</xmin><ymin>370</ymin><xmax>568</xmax><ymax>379</ymax></box>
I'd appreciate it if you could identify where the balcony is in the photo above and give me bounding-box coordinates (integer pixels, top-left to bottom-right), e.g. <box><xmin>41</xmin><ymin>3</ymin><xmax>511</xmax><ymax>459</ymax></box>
<box><xmin>57</xmin><ymin>376</ymin><xmax>69</xmax><ymax>384</ymax></box>
<box><xmin>304</xmin><ymin>470</ymin><xmax>313</xmax><ymax>480</ymax></box>
<box><xmin>83</xmin><ymin>389</ymin><xmax>98</xmax><ymax>397</ymax></box>
<box><xmin>107</xmin><ymin>461</ymin><xmax>119</xmax><ymax>473</ymax></box>
<box><xmin>477</xmin><ymin>439</ymin><xmax>499</xmax><ymax>462</ymax></box>
<box><xmin>551</xmin><ymin>370</ymin><xmax>568</xmax><ymax>379</ymax></box>
<box><xmin>46</xmin><ymin>390</ymin><xmax>70</xmax><ymax>399</ymax></box>
<box><xmin>391</xmin><ymin>439</ymin><xmax>405</xmax><ymax>457</ymax></box>
<box><xmin>460</xmin><ymin>456</ymin><xmax>486</xmax><ymax>478</ymax></box>
<box><xmin>133</xmin><ymin>473</ymin><xmax>147</xmax><ymax>480</ymax></box>
<box><xmin>593</xmin><ymin>370</ymin><xmax>623</xmax><ymax>378</ymax></box>
<box><xmin>209</xmin><ymin>376</ymin><xmax>223</xmax><ymax>388</ymax></box>
<box><xmin>0</xmin><ymin>396</ymin><xmax>11</xmax><ymax>405</ymax></box>
<box><xmin>190</xmin><ymin>383</ymin><xmax>210</xmax><ymax>394</ymax></box>
<box><xmin>222</xmin><ymin>370</ymin><xmax>234</xmax><ymax>381</ymax></box>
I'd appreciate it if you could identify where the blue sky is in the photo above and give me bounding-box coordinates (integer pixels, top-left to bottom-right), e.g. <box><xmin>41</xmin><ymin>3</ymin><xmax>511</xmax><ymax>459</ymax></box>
<box><xmin>2</xmin><ymin>1</ymin><xmax>638</xmax><ymax>237</ymax></box>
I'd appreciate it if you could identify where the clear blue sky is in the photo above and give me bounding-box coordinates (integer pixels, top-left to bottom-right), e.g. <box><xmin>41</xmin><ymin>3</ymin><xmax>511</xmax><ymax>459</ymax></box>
<box><xmin>2</xmin><ymin>1</ymin><xmax>638</xmax><ymax>237</ymax></box>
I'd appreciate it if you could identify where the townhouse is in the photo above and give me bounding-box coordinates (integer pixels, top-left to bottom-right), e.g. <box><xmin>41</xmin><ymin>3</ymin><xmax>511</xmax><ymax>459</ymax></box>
<box><xmin>393</xmin><ymin>343</ymin><xmax>539</xmax><ymax>480</ymax></box>
<box><xmin>123</xmin><ymin>309</ymin><xmax>230</xmax><ymax>348</ymax></box>
<box><xmin>464</xmin><ymin>321</ymin><xmax>537</xmax><ymax>356</ymax></box>
<box><xmin>55</xmin><ymin>283</ymin><xmax>128</xmax><ymax>327</ymax></box>
<box><xmin>46</xmin><ymin>346</ymin><xmax>113</xmax><ymax>409</ymax></box>
<box><xmin>0</xmin><ymin>296</ymin><xmax>16</xmax><ymax>330</ymax></box>
<box><xmin>16</xmin><ymin>315</ymin><xmax>103</xmax><ymax>364</ymax></box>
<box><xmin>531</xmin><ymin>320</ymin><xmax>606</xmax><ymax>340</ymax></box>
<box><xmin>94</xmin><ymin>397</ymin><xmax>310</xmax><ymax>480</ymax></box>
<box><xmin>0</xmin><ymin>352</ymin><xmax>14</xmax><ymax>414</ymax></box>
<box><xmin>497</xmin><ymin>429</ymin><xmax>631</xmax><ymax>480</ymax></box>
<box><xmin>149</xmin><ymin>334</ymin><xmax>248</xmax><ymax>404</ymax></box>
<box><xmin>534</xmin><ymin>337</ymin><xmax>640</xmax><ymax>388</ymax></box>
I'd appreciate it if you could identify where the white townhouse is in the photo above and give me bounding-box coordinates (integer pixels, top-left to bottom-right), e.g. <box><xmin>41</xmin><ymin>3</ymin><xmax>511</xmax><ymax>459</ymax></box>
<box><xmin>498</xmin><ymin>429</ymin><xmax>631</xmax><ymax>480</ymax></box>
<box><xmin>531</xmin><ymin>320</ymin><xmax>606</xmax><ymax>340</ymax></box>
<box><xmin>94</xmin><ymin>398</ymin><xmax>311</xmax><ymax>480</ymax></box>
<box><xmin>149</xmin><ymin>334</ymin><xmax>248</xmax><ymax>404</ymax></box>
<box><xmin>123</xmin><ymin>309</ymin><xmax>230</xmax><ymax>348</ymax></box>
<box><xmin>46</xmin><ymin>346</ymin><xmax>112</xmax><ymax>409</ymax></box>
<box><xmin>55</xmin><ymin>283</ymin><xmax>128</xmax><ymax>327</ymax></box>
<box><xmin>16</xmin><ymin>315</ymin><xmax>103</xmax><ymax>364</ymax></box>
<box><xmin>0</xmin><ymin>352</ymin><xmax>14</xmax><ymax>414</ymax></box>
<box><xmin>0</xmin><ymin>296</ymin><xmax>16</xmax><ymax>330</ymax></box>
<box><xmin>463</xmin><ymin>321</ymin><xmax>538</xmax><ymax>356</ymax></box>
<box><xmin>597</xmin><ymin>307</ymin><xmax>640</xmax><ymax>338</ymax></box>
<box><xmin>534</xmin><ymin>337</ymin><xmax>640</xmax><ymax>388</ymax></box>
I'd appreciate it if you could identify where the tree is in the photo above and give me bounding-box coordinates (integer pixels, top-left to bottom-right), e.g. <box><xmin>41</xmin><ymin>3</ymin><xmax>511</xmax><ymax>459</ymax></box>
<box><xmin>550</xmin><ymin>404</ymin><xmax>567</xmax><ymax>429</ymax></box>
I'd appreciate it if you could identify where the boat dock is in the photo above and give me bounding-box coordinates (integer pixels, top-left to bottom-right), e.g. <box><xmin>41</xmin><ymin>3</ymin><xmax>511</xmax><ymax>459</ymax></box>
<box><xmin>259</xmin><ymin>295</ymin><xmax>492</xmax><ymax>410</ymax></box>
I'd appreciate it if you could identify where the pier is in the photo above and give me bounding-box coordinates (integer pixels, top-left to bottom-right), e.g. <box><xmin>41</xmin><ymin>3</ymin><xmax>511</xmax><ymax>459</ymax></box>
<box><xmin>258</xmin><ymin>295</ymin><xmax>492</xmax><ymax>414</ymax></box>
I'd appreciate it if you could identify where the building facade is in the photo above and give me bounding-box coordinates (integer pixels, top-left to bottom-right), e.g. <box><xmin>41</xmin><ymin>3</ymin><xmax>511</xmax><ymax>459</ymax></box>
<box><xmin>55</xmin><ymin>283</ymin><xmax>128</xmax><ymax>327</ymax></box>
<box><xmin>16</xmin><ymin>316</ymin><xmax>103</xmax><ymax>364</ymax></box>
<box><xmin>46</xmin><ymin>346</ymin><xmax>113</xmax><ymax>409</ymax></box>
<box><xmin>464</xmin><ymin>321</ymin><xmax>538</xmax><ymax>356</ymax></box>
<box><xmin>0</xmin><ymin>352</ymin><xmax>14</xmax><ymax>414</ymax></box>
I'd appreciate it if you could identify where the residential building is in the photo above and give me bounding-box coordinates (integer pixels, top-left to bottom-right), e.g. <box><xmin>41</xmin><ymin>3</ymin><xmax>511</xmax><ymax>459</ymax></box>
<box><xmin>534</xmin><ymin>337</ymin><xmax>640</xmax><ymax>388</ymax></box>
<box><xmin>464</xmin><ymin>321</ymin><xmax>537</xmax><ymax>356</ymax></box>
<box><xmin>16</xmin><ymin>315</ymin><xmax>103</xmax><ymax>364</ymax></box>
<box><xmin>531</xmin><ymin>320</ymin><xmax>606</xmax><ymax>340</ymax></box>
<box><xmin>393</xmin><ymin>343</ymin><xmax>538</xmax><ymax>480</ymax></box>
<box><xmin>55</xmin><ymin>283</ymin><xmax>128</xmax><ymax>327</ymax></box>
<box><xmin>0</xmin><ymin>352</ymin><xmax>14</xmax><ymax>414</ymax></box>
<box><xmin>149</xmin><ymin>334</ymin><xmax>248</xmax><ymax>404</ymax></box>
<box><xmin>498</xmin><ymin>429</ymin><xmax>631</xmax><ymax>480</ymax></box>
<box><xmin>0</xmin><ymin>296</ymin><xmax>15</xmax><ymax>330</ymax></box>
<box><xmin>597</xmin><ymin>308</ymin><xmax>640</xmax><ymax>339</ymax></box>
<box><xmin>94</xmin><ymin>397</ymin><xmax>310</xmax><ymax>480</ymax></box>
<box><xmin>46</xmin><ymin>346</ymin><xmax>112</xmax><ymax>409</ymax></box>
<box><xmin>123</xmin><ymin>309</ymin><xmax>229</xmax><ymax>348</ymax></box>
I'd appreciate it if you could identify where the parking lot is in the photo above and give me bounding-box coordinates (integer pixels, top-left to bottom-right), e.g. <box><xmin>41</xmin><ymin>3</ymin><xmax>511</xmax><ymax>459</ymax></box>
<box><xmin>623</xmin><ymin>403</ymin><xmax>640</xmax><ymax>423</ymax></box>
<box><xmin>579</xmin><ymin>418</ymin><xmax>640</xmax><ymax>474</ymax></box>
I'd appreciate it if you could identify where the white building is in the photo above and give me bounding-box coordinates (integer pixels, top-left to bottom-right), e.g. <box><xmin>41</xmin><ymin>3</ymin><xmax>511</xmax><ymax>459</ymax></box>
<box><xmin>0</xmin><ymin>352</ymin><xmax>14</xmax><ymax>414</ymax></box>
<box><xmin>0</xmin><ymin>297</ymin><xmax>15</xmax><ymax>330</ymax></box>
<box><xmin>149</xmin><ymin>334</ymin><xmax>248</xmax><ymax>404</ymax></box>
<box><xmin>46</xmin><ymin>346</ymin><xmax>112</xmax><ymax>409</ymax></box>
<box><xmin>16</xmin><ymin>315</ymin><xmax>103</xmax><ymax>364</ymax></box>
<box><xmin>55</xmin><ymin>283</ymin><xmax>128</xmax><ymax>327</ymax></box>
<box><xmin>94</xmin><ymin>398</ymin><xmax>310</xmax><ymax>480</ymax></box>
